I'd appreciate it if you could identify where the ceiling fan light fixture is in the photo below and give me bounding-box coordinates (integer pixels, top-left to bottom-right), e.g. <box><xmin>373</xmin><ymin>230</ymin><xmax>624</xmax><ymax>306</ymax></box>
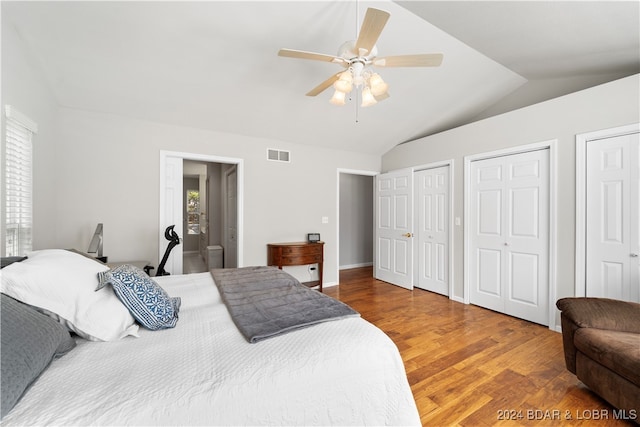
<box><xmin>330</xmin><ymin>89</ymin><xmax>347</xmax><ymax>106</ymax></box>
<box><xmin>334</xmin><ymin>71</ymin><xmax>353</xmax><ymax>93</ymax></box>
<box><xmin>361</xmin><ymin>87</ymin><xmax>378</xmax><ymax>107</ymax></box>
<box><xmin>278</xmin><ymin>8</ymin><xmax>443</xmax><ymax>109</ymax></box>
<box><xmin>369</xmin><ymin>73</ymin><xmax>389</xmax><ymax>97</ymax></box>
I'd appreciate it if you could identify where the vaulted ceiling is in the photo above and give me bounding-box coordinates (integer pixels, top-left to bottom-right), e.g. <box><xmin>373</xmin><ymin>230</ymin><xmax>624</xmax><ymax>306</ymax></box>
<box><xmin>3</xmin><ymin>1</ymin><xmax>639</xmax><ymax>155</ymax></box>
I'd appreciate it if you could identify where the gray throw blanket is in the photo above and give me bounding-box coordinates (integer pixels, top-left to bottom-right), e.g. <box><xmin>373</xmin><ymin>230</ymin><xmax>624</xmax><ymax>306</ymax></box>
<box><xmin>211</xmin><ymin>266</ymin><xmax>359</xmax><ymax>343</ymax></box>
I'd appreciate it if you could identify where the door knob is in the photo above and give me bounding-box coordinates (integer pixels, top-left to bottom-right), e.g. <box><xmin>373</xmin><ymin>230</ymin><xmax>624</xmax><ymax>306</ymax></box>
<box><xmin>631</xmin><ymin>253</ymin><xmax>639</xmax><ymax>257</ymax></box>
<box><xmin>402</xmin><ymin>233</ymin><xmax>414</xmax><ymax>238</ymax></box>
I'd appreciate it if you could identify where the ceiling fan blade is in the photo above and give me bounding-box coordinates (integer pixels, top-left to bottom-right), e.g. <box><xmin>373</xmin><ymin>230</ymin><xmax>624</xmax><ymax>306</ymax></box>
<box><xmin>354</xmin><ymin>8</ymin><xmax>390</xmax><ymax>55</ymax></box>
<box><xmin>278</xmin><ymin>48</ymin><xmax>344</xmax><ymax>64</ymax></box>
<box><xmin>374</xmin><ymin>53</ymin><xmax>443</xmax><ymax>68</ymax></box>
<box><xmin>306</xmin><ymin>72</ymin><xmax>342</xmax><ymax>97</ymax></box>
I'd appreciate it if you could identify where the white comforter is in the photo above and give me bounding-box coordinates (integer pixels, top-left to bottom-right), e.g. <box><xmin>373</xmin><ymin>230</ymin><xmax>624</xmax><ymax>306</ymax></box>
<box><xmin>3</xmin><ymin>272</ymin><xmax>420</xmax><ymax>426</ymax></box>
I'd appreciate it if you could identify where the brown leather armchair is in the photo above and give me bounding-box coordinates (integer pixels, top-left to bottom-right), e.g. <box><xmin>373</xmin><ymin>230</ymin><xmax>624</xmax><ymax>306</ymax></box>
<box><xmin>556</xmin><ymin>297</ymin><xmax>640</xmax><ymax>419</ymax></box>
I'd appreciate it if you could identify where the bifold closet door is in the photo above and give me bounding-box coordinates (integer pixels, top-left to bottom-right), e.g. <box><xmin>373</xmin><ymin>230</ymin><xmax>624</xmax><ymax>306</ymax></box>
<box><xmin>415</xmin><ymin>166</ymin><xmax>449</xmax><ymax>295</ymax></box>
<box><xmin>469</xmin><ymin>149</ymin><xmax>549</xmax><ymax>325</ymax></box>
<box><xmin>586</xmin><ymin>132</ymin><xmax>639</xmax><ymax>302</ymax></box>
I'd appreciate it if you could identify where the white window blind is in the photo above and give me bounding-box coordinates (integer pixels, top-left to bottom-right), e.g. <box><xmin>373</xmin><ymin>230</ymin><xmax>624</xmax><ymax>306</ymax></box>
<box><xmin>5</xmin><ymin>106</ymin><xmax>37</xmax><ymax>257</ymax></box>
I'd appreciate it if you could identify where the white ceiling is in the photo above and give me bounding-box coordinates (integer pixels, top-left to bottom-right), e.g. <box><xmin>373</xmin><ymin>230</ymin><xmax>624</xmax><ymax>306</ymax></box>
<box><xmin>3</xmin><ymin>1</ymin><xmax>639</xmax><ymax>155</ymax></box>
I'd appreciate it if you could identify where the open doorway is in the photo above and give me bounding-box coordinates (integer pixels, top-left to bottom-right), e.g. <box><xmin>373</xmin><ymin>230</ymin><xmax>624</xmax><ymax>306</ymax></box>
<box><xmin>337</xmin><ymin>169</ymin><xmax>376</xmax><ymax>283</ymax></box>
<box><xmin>183</xmin><ymin>161</ymin><xmax>240</xmax><ymax>274</ymax></box>
<box><xmin>159</xmin><ymin>151</ymin><xmax>243</xmax><ymax>276</ymax></box>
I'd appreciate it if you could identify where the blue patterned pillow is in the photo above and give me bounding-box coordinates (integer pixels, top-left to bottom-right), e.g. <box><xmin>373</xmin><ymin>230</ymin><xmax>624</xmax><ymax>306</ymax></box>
<box><xmin>97</xmin><ymin>265</ymin><xmax>180</xmax><ymax>331</ymax></box>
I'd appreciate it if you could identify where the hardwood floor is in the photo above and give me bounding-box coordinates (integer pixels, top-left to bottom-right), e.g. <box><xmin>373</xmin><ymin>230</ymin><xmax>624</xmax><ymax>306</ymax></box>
<box><xmin>325</xmin><ymin>267</ymin><xmax>635</xmax><ymax>426</ymax></box>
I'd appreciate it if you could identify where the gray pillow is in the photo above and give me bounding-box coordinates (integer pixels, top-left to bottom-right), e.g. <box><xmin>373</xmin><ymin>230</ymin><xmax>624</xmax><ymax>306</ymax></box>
<box><xmin>0</xmin><ymin>256</ymin><xmax>27</xmax><ymax>269</ymax></box>
<box><xmin>1</xmin><ymin>294</ymin><xmax>76</xmax><ymax>419</ymax></box>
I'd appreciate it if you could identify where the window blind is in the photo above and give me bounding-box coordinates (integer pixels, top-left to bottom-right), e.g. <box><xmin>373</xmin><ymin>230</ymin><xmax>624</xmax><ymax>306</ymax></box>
<box><xmin>5</xmin><ymin>106</ymin><xmax>37</xmax><ymax>257</ymax></box>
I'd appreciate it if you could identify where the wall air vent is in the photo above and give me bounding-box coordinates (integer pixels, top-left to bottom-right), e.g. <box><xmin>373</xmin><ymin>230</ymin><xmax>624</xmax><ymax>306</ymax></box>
<box><xmin>267</xmin><ymin>148</ymin><xmax>290</xmax><ymax>163</ymax></box>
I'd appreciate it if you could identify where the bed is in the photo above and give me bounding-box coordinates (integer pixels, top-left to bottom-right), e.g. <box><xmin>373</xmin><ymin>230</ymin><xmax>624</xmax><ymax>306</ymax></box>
<box><xmin>1</xmin><ymin>249</ymin><xmax>420</xmax><ymax>426</ymax></box>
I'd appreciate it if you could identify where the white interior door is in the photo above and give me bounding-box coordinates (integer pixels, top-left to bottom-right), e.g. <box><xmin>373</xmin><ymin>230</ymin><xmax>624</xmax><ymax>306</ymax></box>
<box><xmin>586</xmin><ymin>132</ymin><xmax>640</xmax><ymax>302</ymax></box>
<box><xmin>469</xmin><ymin>149</ymin><xmax>549</xmax><ymax>325</ymax></box>
<box><xmin>415</xmin><ymin>166</ymin><xmax>449</xmax><ymax>295</ymax></box>
<box><xmin>160</xmin><ymin>155</ymin><xmax>183</xmax><ymax>275</ymax></box>
<box><xmin>375</xmin><ymin>168</ymin><xmax>414</xmax><ymax>289</ymax></box>
<box><xmin>224</xmin><ymin>165</ymin><xmax>238</xmax><ymax>268</ymax></box>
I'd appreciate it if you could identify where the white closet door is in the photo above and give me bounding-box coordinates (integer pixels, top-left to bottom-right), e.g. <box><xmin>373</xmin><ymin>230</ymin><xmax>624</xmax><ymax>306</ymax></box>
<box><xmin>469</xmin><ymin>156</ymin><xmax>507</xmax><ymax>313</ymax></box>
<box><xmin>469</xmin><ymin>149</ymin><xmax>549</xmax><ymax>325</ymax></box>
<box><xmin>375</xmin><ymin>169</ymin><xmax>414</xmax><ymax>289</ymax></box>
<box><xmin>415</xmin><ymin>166</ymin><xmax>449</xmax><ymax>295</ymax></box>
<box><xmin>586</xmin><ymin>132</ymin><xmax>639</xmax><ymax>302</ymax></box>
<box><xmin>504</xmin><ymin>150</ymin><xmax>549</xmax><ymax>324</ymax></box>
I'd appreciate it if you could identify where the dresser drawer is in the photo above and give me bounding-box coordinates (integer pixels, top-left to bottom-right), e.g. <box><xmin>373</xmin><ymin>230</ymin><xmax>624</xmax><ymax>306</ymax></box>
<box><xmin>281</xmin><ymin>254</ymin><xmax>322</xmax><ymax>265</ymax></box>
<box><xmin>281</xmin><ymin>245</ymin><xmax>322</xmax><ymax>256</ymax></box>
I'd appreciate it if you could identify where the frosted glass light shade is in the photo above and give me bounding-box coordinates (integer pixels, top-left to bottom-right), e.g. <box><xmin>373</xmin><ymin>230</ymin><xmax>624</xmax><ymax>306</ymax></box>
<box><xmin>330</xmin><ymin>90</ymin><xmax>346</xmax><ymax>106</ymax></box>
<box><xmin>361</xmin><ymin>87</ymin><xmax>377</xmax><ymax>107</ymax></box>
<box><xmin>333</xmin><ymin>71</ymin><xmax>353</xmax><ymax>93</ymax></box>
<box><xmin>369</xmin><ymin>73</ymin><xmax>389</xmax><ymax>97</ymax></box>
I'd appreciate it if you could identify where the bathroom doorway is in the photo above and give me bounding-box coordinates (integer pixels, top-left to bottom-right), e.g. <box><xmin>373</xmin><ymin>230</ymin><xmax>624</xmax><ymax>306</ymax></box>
<box><xmin>159</xmin><ymin>151</ymin><xmax>243</xmax><ymax>276</ymax></box>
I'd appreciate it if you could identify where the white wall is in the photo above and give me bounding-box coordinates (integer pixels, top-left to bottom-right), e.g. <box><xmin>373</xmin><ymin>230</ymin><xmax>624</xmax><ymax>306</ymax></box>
<box><xmin>382</xmin><ymin>74</ymin><xmax>640</xmax><ymax>309</ymax></box>
<box><xmin>48</xmin><ymin>107</ymin><xmax>380</xmax><ymax>286</ymax></box>
<box><xmin>1</xmin><ymin>12</ymin><xmax>381</xmax><ymax>285</ymax></box>
<box><xmin>1</xmin><ymin>17</ymin><xmax>60</xmax><ymax>254</ymax></box>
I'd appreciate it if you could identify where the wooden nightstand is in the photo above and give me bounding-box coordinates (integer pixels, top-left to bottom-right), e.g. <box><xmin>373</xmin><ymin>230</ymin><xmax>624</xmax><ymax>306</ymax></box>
<box><xmin>267</xmin><ymin>242</ymin><xmax>324</xmax><ymax>291</ymax></box>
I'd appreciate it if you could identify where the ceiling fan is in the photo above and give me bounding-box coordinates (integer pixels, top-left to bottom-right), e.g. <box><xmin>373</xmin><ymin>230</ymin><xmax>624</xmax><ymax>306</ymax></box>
<box><xmin>278</xmin><ymin>7</ymin><xmax>443</xmax><ymax>107</ymax></box>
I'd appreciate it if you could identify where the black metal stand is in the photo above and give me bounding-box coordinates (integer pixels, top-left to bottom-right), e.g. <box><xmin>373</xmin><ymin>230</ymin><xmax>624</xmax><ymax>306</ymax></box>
<box><xmin>156</xmin><ymin>225</ymin><xmax>180</xmax><ymax>276</ymax></box>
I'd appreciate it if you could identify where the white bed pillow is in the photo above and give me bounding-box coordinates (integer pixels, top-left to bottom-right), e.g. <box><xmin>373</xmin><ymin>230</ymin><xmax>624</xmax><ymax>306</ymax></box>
<box><xmin>0</xmin><ymin>249</ymin><xmax>138</xmax><ymax>341</ymax></box>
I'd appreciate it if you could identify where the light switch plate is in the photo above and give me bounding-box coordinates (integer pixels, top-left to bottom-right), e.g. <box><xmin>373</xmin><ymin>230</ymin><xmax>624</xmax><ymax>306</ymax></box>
<box><xmin>321</xmin><ymin>216</ymin><xmax>329</xmax><ymax>224</ymax></box>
